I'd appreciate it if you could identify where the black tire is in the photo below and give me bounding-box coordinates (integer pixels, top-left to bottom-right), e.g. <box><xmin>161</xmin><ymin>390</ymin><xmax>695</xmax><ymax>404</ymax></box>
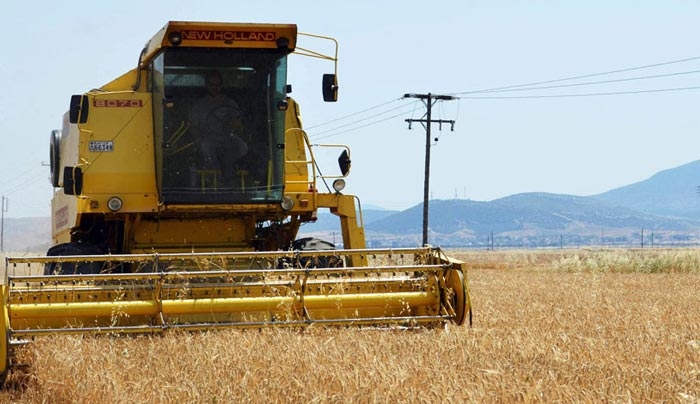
<box><xmin>44</xmin><ymin>242</ymin><xmax>105</xmax><ymax>275</ymax></box>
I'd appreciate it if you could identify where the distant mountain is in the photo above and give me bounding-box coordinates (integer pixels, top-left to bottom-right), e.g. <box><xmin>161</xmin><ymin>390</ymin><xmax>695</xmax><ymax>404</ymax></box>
<box><xmin>357</xmin><ymin>193</ymin><xmax>700</xmax><ymax>247</ymax></box>
<box><xmin>366</xmin><ymin>193</ymin><xmax>698</xmax><ymax>235</ymax></box>
<box><xmin>299</xmin><ymin>208</ymin><xmax>398</xmax><ymax>233</ymax></box>
<box><xmin>2</xmin><ymin>217</ymin><xmax>51</xmax><ymax>253</ymax></box>
<box><xmin>308</xmin><ymin>160</ymin><xmax>700</xmax><ymax>247</ymax></box>
<box><xmin>593</xmin><ymin>160</ymin><xmax>700</xmax><ymax>218</ymax></box>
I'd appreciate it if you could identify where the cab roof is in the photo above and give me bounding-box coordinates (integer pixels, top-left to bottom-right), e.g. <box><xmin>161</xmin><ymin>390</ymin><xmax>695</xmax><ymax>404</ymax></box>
<box><xmin>140</xmin><ymin>21</ymin><xmax>298</xmax><ymax>67</ymax></box>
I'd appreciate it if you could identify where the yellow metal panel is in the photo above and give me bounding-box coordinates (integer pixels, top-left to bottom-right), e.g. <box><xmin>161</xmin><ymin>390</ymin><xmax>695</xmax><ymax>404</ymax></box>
<box><xmin>8</xmin><ymin>293</ymin><xmax>437</xmax><ymax>323</ymax></box>
<box><xmin>50</xmin><ymin>190</ymin><xmax>77</xmax><ymax>242</ymax></box>
<box><xmin>59</xmin><ymin>114</ymin><xmax>80</xmax><ymax>171</ymax></box>
<box><xmin>132</xmin><ymin>217</ymin><xmax>251</xmax><ymax>247</ymax></box>
<box><xmin>0</xmin><ymin>286</ymin><xmax>8</xmax><ymax>376</ymax></box>
<box><xmin>314</xmin><ymin>193</ymin><xmax>367</xmax><ymax>254</ymax></box>
<box><xmin>73</xmin><ymin>92</ymin><xmax>159</xmax><ymax>214</ymax></box>
<box><xmin>100</xmin><ymin>69</ymin><xmax>140</xmax><ymax>92</ymax></box>
<box><xmin>79</xmin><ymin>93</ymin><xmax>155</xmax><ymax>191</ymax></box>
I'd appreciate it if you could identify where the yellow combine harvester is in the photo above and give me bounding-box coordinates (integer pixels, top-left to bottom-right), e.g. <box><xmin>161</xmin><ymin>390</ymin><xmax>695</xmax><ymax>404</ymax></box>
<box><xmin>0</xmin><ymin>21</ymin><xmax>471</xmax><ymax>380</ymax></box>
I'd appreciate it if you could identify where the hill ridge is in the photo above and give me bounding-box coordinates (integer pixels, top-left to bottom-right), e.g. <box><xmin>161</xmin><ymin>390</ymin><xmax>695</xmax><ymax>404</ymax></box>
<box><xmin>303</xmin><ymin>160</ymin><xmax>700</xmax><ymax>247</ymax></box>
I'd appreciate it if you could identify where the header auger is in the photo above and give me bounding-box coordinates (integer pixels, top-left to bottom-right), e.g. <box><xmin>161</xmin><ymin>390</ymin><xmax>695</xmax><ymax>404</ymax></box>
<box><xmin>1</xmin><ymin>20</ymin><xmax>471</xmax><ymax>382</ymax></box>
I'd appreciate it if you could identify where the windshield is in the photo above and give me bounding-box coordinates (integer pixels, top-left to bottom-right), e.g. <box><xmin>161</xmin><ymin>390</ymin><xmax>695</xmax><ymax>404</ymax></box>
<box><xmin>152</xmin><ymin>47</ymin><xmax>288</xmax><ymax>205</ymax></box>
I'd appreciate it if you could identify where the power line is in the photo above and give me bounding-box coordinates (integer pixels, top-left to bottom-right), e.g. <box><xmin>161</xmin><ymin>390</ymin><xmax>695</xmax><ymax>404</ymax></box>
<box><xmin>305</xmin><ymin>97</ymin><xmax>402</xmax><ymax>130</ymax></box>
<box><xmin>470</xmin><ymin>69</ymin><xmax>700</xmax><ymax>94</ymax></box>
<box><xmin>310</xmin><ymin>100</ymin><xmax>416</xmax><ymax>135</ymax></box>
<box><xmin>308</xmin><ymin>100</ymin><xmax>419</xmax><ymax>140</ymax></box>
<box><xmin>310</xmin><ymin>107</ymin><xmax>416</xmax><ymax>141</ymax></box>
<box><xmin>308</xmin><ymin>83</ymin><xmax>700</xmax><ymax>140</ymax></box>
<box><xmin>305</xmin><ymin>55</ymin><xmax>700</xmax><ymax>139</ymax></box>
<box><xmin>459</xmin><ymin>85</ymin><xmax>700</xmax><ymax>99</ymax></box>
<box><xmin>0</xmin><ymin>165</ymin><xmax>47</xmax><ymax>196</ymax></box>
<box><xmin>453</xmin><ymin>54</ymin><xmax>700</xmax><ymax>96</ymax></box>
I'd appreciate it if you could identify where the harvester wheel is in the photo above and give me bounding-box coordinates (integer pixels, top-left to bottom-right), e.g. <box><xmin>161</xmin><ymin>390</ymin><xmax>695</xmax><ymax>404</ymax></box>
<box><xmin>44</xmin><ymin>242</ymin><xmax>105</xmax><ymax>275</ymax></box>
<box><xmin>444</xmin><ymin>269</ymin><xmax>467</xmax><ymax>326</ymax></box>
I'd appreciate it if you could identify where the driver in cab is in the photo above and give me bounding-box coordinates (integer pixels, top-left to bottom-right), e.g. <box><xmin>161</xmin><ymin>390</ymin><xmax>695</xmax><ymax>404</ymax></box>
<box><xmin>189</xmin><ymin>70</ymin><xmax>248</xmax><ymax>185</ymax></box>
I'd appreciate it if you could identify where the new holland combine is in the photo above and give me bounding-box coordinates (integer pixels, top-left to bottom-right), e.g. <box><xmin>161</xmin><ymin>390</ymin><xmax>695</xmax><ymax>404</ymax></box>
<box><xmin>0</xmin><ymin>21</ymin><xmax>471</xmax><ymax>380</ymax></box>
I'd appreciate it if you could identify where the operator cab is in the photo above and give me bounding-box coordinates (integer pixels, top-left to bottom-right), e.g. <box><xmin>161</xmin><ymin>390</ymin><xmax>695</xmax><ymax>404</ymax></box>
<box><xmin>151</xmin><ymin>47</ymin><xmax>289</xmax><ymax>205</ymax></box>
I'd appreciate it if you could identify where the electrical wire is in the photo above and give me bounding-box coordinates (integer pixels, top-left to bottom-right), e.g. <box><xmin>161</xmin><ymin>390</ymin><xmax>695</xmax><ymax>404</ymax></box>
<box><xmin>305</xmin><ymin>55</ymin><xmax>700</xmax><ymax>137</ymax></box>
<box><xmin>470</xmin><ymin>69</ymin><xmax>700</xmax><ymax>94</ymax></box>
<box><xmin>305</xmin><ymin>97</ymin><xmax>403</xmax><ymax>130</ymax></box>
<box><xmin>0</xmin><ymin>166</ymin><xmax>47</xmax><ymax>196</ymax></box>
<box><xmin>310</xmin><ymin>108</ymin><xmax>417</xmax><ymax>141</ymax></box>
<box><xmin>453</xmin><ymin>55</ymin><xmax>700</xmax><ymax>95</ymax></box>
<box><xmin>459</xmin><ymin>85</ymin><xmax>700</xmax><ymax>99</ymax></box>
<box><xmin>308</xmin><ymin>100</ymin><xmax>419</xmax><ymax>140</ymax></box>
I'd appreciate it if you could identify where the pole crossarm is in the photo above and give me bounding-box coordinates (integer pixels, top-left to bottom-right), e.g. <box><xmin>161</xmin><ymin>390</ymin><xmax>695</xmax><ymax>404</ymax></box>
<box><xmin>404</xmin><ymin>119</ymin><xmax>455</xmax><ymax>131</ymax></box>
<box><xmin>404</xmin><ymin>93</ymin><xmax>457</xmax><ymax>101</ymax></box>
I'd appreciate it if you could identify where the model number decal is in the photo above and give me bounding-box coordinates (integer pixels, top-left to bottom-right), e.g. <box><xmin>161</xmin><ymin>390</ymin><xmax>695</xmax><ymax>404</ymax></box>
<box><xmin>89</xmin><ymin>141</ymin><xmax>114</xmax><ymax>152</ymax></box>
<box><xmin>93</xmin><ymin>99</ymin><xmax>143</xmax><ymax>107</ymax></box>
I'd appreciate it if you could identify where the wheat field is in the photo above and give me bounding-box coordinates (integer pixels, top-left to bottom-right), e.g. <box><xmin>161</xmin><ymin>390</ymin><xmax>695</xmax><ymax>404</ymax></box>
<box><xmin>1</xmin><ymin>249</ymin><xmax>699</xmax><ymax>403</ymax></box>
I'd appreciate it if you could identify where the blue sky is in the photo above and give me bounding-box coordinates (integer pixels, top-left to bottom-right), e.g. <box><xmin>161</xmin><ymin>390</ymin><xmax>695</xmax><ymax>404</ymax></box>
<box><xmin>1</xmin><ymin>1</ymin><xmax>699</xmax><ymax>217</ymax></box>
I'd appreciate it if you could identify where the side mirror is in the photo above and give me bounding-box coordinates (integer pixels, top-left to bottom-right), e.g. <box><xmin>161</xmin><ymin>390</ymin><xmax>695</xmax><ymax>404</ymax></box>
<box><xmin>69</xmin><ymin>95</ymin><xmax>89</xmax><ymax>124</ymax></box>
<box><xmin>322</xmin><ymin>74</ymin><xmax>338</xmax><ymax>102</ymax></box>
<box><xmin>337</xmin><ymin>149</ymin><xmax>351</xmax><ymax>176</ymax></box>
<box><xmin>63</xmin><ymin>166</ymin><xmax>83</xmax><ymax>195</ymax></box>
<box><xmin>50</xmin><ymin>130</ymin><xmax>62</xmax><ymax>188</ymax></box>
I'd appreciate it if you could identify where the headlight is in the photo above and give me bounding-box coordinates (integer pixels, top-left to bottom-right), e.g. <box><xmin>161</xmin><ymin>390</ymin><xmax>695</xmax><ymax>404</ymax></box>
<box><xmin>107</xmin><ymin>197</ymin><xmax>123</xmax><ymax>212</ymax></box>
<box><xmin>281</xmin><ymin>196</ymin><xmax>295</xmax><ymax>211</ymax></box>
<box><xmin>332</xmin><ymin>179</ymin><xmax>346</xmax><ymax>193</ymax></box>
<box><xmin>168</xmin><ymin>32</ymin><xmax>183</xmax><ymax>46</ymax></box>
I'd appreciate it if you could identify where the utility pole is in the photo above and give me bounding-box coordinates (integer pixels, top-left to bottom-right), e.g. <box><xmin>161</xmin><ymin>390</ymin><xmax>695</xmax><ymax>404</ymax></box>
<box><xmin>403</xmin><ymin>93</ymin><xmax>456</xmax><ymax>246</ymax></box>
<box><xmin>1</xmin><ymin>196</ymin><xmax>7</xmax><ymax>252</ymax></box>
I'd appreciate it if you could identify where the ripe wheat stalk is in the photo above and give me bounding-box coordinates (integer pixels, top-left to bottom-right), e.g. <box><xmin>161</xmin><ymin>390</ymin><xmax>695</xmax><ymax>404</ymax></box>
<box><xmin>0</xmin><ymin>249</ymin><xmax>699</xmax><ymax>403</ymax></box>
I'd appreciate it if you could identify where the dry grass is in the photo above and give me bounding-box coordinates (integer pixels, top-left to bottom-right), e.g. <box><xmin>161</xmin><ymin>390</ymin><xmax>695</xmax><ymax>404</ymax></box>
<box><xmin>455</xmin><ymin>248</ymin><xmax>700</xmax><ymax>273</ymax></box>
<box><xmin>1</xmin><ymin>249</ymin><xmax>700</xmax><ymax>403</ymax></box>
<box><xmin>1</xmin><ymin>252</ymin><xmax>44</xmax><ymax>282</ymax></box>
